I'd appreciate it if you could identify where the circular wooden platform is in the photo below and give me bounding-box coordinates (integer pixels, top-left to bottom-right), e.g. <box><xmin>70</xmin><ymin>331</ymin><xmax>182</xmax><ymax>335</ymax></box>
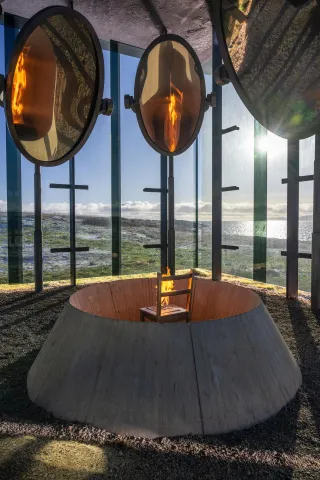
<box><xmin>27</xmin><ymin>277</ymin><xmax>302</xmax><ymax>438</ymax></box>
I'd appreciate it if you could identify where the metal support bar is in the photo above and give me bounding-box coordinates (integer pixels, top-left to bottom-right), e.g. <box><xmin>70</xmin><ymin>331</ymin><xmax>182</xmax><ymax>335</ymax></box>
<box><xmin>281</xmin><ymin>251</ymin><xmax>311</xmax><ymax>259</ymax></box>
<box><xmin>34</xmin><ymin>165</ymin><xmax>43</xmax><ymax>292</ymax></box>
<box><xmin>168</xmin><ymin>156</ymin><xmax>175</xmax><ymax>274</ymax></box>
<box><xmin>161</xmin><ymin>289</ymin><xmax>190</xmax><ymax>297</ymax></box>
<box><xmin>222</xmin><ymin>245</ymin><xmax>239</xmax><ymax>250</ymax></box>
<box><xmin>222</xmin><ymin>126</ymin><xmax>240</xmax><ymax>135</ymax></box>
<box><xmin>49</xmin><ymin>183</ymin><xmax>88</xmax><ymax>190</ymax></box>
<box><xmin>222</xmin><ymin>186</ymin><xmax>239</xmax><ymax>192</ymax></box>
<box><xmin>5</xmin><ymin>14</ymin><xmax>23</xmax><ymax>284</ymax></box>
<box><xmin>143</xmin><ymin>187</ymin><xmax>168</xmax><ymax>193</ymax></box>
<box><xmin>286</xmin><ymin>139</ymin><xmax>299</xmax><ymax>299</ymax></box>
<box><xmin>312</xmin><ymin>134</ymin><xmax>320</xmax><ymax>310</ymax></box>
<box><xmin>51</xmin><ymin>247</ymin><xmax>89</xmax><ymax>253</ymax></box>
<box><xmin>253</xmin><ymin>120</ymin><xmax>267</xmax><ymax>282</ymax></box>
<box><xmin>281</xmin><ymin>174</ymin><xmax>313</xmax><ymax>184</ymax></box>
<box><xmin>160</xmin><ymin>155</ymin><xmax>168</xmax><ymax>272</ymax></box>
<box><xmin>69</xmin><ymin>157</ymin><xmax>76</xmax><ymax>286</ymax></box>
<box><xmin>194</xmin><ymin>137</ymin><xmax>199</xmax><ymax>268</ymax></box>
<box><xmin>143</xmin><ymin>244</ymin><xmax>165</xmax><ymax>249</ymax></box>
<box><xmin>212</xmin><ymin>36</ymin><xmax>223</xmax><ymax>280</ymax></box>
<box><xmin>110</xmin><ymin>40</ymin><xmax>121</xmax><ymax>275</ymax></box>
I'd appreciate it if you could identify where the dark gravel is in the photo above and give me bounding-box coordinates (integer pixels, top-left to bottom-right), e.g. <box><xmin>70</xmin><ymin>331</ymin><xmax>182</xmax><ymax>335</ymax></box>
<box><xmin>0</xmin><ymin>279</ymin><xmax>319</xmax><ymax>479</ymax></box>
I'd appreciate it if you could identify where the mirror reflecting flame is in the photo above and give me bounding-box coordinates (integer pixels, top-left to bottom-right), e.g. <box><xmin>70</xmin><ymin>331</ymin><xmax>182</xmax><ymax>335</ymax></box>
<box><xmin>165</xmin><ymin>81</ymin><xmax>183</xmax><ymax>152</ymax></box>
<box><xmin>12</xmin><ymin>48</ymin><xmax>28</xmax><ymax>125</ymax></box>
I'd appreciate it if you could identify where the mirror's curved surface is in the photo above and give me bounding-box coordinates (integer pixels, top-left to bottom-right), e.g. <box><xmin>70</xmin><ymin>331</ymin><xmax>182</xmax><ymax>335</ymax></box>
<box><xmin>216</xmin><ymin>0</ymin><xmax>320</xmax><ymax>139</ymax></box>
<box><xmin>135</xmin><ymin>35</ymin><xmax>205</xmax><ymax>155</ymax></box>
<box><xmin>6</xmin><ymin>6</ymin><xmax>104</xmax><ymax>165</ymax></box>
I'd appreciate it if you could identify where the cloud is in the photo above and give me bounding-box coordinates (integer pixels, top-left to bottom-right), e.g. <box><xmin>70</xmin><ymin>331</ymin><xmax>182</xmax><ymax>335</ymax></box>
<box><xmin>0</xmin><ymin>199</ymin><xmax>314</xmax><ymax>221</ymax></box>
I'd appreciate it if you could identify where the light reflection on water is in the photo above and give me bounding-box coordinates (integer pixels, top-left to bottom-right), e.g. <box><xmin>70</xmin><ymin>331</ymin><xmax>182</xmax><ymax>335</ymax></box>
<box><xmin>222</xmin><ymin>220</ymin><xmax>312</xmax><ymax>241</ymax></box>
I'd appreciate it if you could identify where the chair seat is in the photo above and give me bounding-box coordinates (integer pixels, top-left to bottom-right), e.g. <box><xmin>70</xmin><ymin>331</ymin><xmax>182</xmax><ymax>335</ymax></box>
<box><xmin>140</xmin><ymin>304</ymin><xmax>189</xmax><ymax>323</ymax></box>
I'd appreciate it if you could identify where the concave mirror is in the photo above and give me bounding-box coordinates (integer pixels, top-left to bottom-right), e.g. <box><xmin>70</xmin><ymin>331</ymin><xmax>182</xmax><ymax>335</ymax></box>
<box><xmin>215</xmin><ymin>0</ymin><xmax>320</xmax><ymax>139</ymax></box>
<box><xmin>134</xmin><ymin>34</ymin><xmax>206</xmax><ymax>156</ymax></box>
<box><xmin>5</xmin><ymin>6</ymin><xmax>104</xmax><ymax>166</ymax></box>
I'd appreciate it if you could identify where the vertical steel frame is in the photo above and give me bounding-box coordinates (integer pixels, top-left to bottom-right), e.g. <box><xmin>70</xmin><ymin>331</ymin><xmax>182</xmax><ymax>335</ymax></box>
<box><xmin>168</xmin><ymin>156</ymin><xmax>175</xmax><ymax>274</ymax></box>
<box><xmin>312</xmin><ymin>135</ymin><xmax>320</xmax><ymax>310</ymax></box>
<box><xmin>69</xmin><ymin>157</ymin><xmax>76</xmax><ymax>286</ymax></box>
<box><xmin>253</xmin><ymin>120</ymin><xmax>267</xmax><ymax>282</ymax></box>
<box><xmin>286</xmin><ymin>139</ymin><xmax>299</xmax><ymax>299</ymax></box>
<box><xmin>212</xmin><ymin>35</ymin><xmax>222</xmax><ymax>280</ymax></box>
<box><xmin>4</xmin><ymin>13</ymin><xmax>23</xmax><ymax>284</ymax></box>
<box><xmin>34</xmin><ymin>165</ymin><xmax>43</xmax><ymax>292</ymax></box>
<box><xmin>194</xmin><ymin>137</ymin><xmax>199</xmax><ymax>268</ymax></box>
<box><xmin>160</xmin><ymin>155</ymin><xmax>168</xmax><ymax>272</ymax></box>
<box><xmin>110</xmin><ymin>40</ymin><xmax>121</xmax><ymax>275</ymax></box>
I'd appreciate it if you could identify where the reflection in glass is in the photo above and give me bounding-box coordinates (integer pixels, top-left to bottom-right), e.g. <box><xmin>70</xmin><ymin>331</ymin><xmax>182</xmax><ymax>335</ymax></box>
<box><xmin>10</xmin><ymin>13</ymin><xmax>98</xmax><ymax>162</ymax></box>
<box><xmin>221</xmin><ymin>0</ymin><xmax>320</xmax><ymax>139</ymax></box>
<box><xmin>137</xmin><ymin>39</ymin><xmax>202</xmax><ymax>154</ymax></box>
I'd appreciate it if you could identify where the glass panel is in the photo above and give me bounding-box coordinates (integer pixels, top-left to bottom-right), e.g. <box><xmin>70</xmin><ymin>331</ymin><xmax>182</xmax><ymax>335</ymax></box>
<box><xmin>42</xmin><ymin>162</ymin><xmax>70</xmax><ymax>282</ymax></box>
<box><xmin>299</xmin><ymin>136</ymin><xmax>314</xmax><ymax>292</ymax></box>
<box><xmin>267</xmin><ymin>132</ymin><xmax>288</xmax><ymax>287</ymax></box>
<box><xmin>138</xmin><ymin>39</ymin><xmax>203</xmax><ymax>154</ymax></box>
<box><xmin>9</xmin><ymin>12</ymin><xmax>100</xmax><ymax>163</ymax></box>
<box><xmin>222</xmin><ymin>84</ymin><xmax>254</xmax><ymax>279</ymax></box>
<box><xmin>174</xmin><ymin>148</ymin><xmax>196</xmax><ymax>269</ymax></box>
<box><xmin>21</xmin><ymin>156</ymin><xmax>34</xmax><ymax>283</ymax></box>
<box><xmin>121</xmin><ymin>53</ymin><xmax>161</xmax><ymax>275</ymax></box>
<box><xmin>220</xmin><ymin>0</ymin><xmax>320</xmax><ymax>138</ymax></box>
<box><xmin>75</xmin><ymin>50</ymin><xmax>112</xmax><ymax>280</ymax></box>
<box><xmin>0</xmin><ymin>24</ymin><xmax>6</xmax><ymax>283</ymax></box>
<box><xmin>198</xmin><ymin>69</ymin><xmax>212</xmax><ymax>270</ymax></box>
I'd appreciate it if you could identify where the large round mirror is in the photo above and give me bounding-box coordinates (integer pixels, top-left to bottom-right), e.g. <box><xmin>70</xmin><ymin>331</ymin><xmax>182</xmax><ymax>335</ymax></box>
<box><xmin>215</xmin><ymin>0</ymin><xmax>320</xmax><ymax>139</ymax></box>
<box><xmin>5</xmin><ymin>6</ymin><xmax>104</xmax><ymax>166</ymax></box>
<box><xmin>134</xmin><ymin>34</ymin><xmax>206</xmax><ymax>156</ymax></box>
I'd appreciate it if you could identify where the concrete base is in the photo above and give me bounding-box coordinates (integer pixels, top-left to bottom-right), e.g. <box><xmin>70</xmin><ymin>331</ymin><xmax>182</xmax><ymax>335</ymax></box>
<box><xmin>27</xmin><ymin>277</ymin><xmax>302</xmax><ymax>438</ymax></box>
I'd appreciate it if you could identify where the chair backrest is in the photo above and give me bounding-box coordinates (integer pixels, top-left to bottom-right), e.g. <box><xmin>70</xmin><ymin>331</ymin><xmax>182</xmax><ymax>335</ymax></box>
<box><xmin>156</xmin><ymin>270</ymin><xmax>195</xmax><ymax>317</ymax></box>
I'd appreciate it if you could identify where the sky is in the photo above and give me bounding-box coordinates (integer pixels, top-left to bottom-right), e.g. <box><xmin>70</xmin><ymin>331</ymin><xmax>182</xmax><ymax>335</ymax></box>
<box><xmin>0</xmin><ymin>24</ymin><xmax>315</xmax><ymax>222</ymax></box>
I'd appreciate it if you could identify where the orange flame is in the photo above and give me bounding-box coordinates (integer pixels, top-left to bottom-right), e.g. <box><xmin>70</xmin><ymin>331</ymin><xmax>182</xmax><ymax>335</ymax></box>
<box><xmin>12</xmin><ymin>49</ymin><xmax>28</xmax><ymax>125</ymax></box>
<box><xmin>160</xmin><ymin>267</ymin><xmax>175</xmax><ymax>307</ymax></box>
<box><xmin>164</xmin><ymin>81</ymin><xmax>183</xmax><ymax>153</ymax></box>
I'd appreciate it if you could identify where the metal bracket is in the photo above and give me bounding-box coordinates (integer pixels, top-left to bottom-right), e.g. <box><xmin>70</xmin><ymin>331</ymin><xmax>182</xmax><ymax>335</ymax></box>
<box><xmin>143</xmin><ymin>187</ymin><xmax>168</xmax><ymax>193</ymax></box>
<box><xmin>100</xmin><ymin>98</ymin><xmax>113</xmax><ymax>116</ymax></box>
<box><xmin>222</xmin><ymin>126</ymin><xmax>240</xmax><ymax>135</ymax></box>
<box><xmin>222</xmin><ymin>186</ymin><xmax>239</xmax><ymax>192</ymax></box>
<box><xmin>213</xmin><ymin>65</ymin><xmax>230</xmax><ymax>87</ymax></box>
<box><xmin>281</xmin><ymin>251</ymin><xmax>311</xmax><ymax>259</ymax></box>
<box><xmin>282</xmin><ymin>174</ymin><xmax>313</xmax><ymax>184</ymax></box>
<box><xmin>205</xmin><ymin>92</ymin><xmax>216</xmax><ymax>110</ymax></box>
<box><xmin>143</xmin><ymin>244</ymin><xmax>167</xmax><ymax>249</ymax></box>
<box><xmin>0</xmin><ymin>74</ymin><xmax>4</xmax><ymax>108</ymax></box>
<box><xmin>51</xmin><ymin>247</ymin><xmax>89</xmax><ymax>253</ymax></box>
<box><xmin>222</xmin><ymin>245</ymin><xmax>239</xmax><ymax>250</ymax></box>
<box><xmin>124</xmin><ymin>94</ymin><xmax>136</xmax><ymax>112</ymax></box>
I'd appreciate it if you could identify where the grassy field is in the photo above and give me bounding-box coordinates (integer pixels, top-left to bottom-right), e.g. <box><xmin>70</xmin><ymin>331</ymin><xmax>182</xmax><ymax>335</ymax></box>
<box><xmin>0</xmin><ymin>213</ymin><xmax>312</xmax><ymax>292</ymax></box>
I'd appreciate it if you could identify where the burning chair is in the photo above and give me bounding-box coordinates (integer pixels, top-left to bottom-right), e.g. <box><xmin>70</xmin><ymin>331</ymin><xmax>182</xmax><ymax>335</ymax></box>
<box><xmin>140</xmin><ymin>269</ymin><xmax>195</xmax><ymax>323</ymax></box>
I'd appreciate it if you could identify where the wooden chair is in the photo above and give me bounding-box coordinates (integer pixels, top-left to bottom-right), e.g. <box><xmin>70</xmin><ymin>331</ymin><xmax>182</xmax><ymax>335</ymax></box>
<box><xmin>140</xmin><ymin>270</ymin><xmax>195</xmax><ymax>323</ymax></box>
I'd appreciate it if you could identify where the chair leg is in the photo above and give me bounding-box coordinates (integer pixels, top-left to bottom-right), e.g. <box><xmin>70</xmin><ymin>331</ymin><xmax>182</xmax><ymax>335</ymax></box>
<box><xmin>140</xmin><ymin>311</ymin><xmax>144</xmax><ymax>322</ymax></box>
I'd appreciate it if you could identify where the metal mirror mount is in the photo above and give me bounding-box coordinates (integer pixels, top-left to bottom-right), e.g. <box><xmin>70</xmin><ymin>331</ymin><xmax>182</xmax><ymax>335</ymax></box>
<box><xmin>124</xmin><ymin>34</ymin><xmax>214</xmax><ymax>156</ymax></box>
<box><xmin>215</xmin><ymin>0</ymin><xmax>320</xmax><ymax>140</ymax></box>
<box><xmin>2</xmin><ymin>5</ymin><xmax>113</xmax><ymax>167</ymax></box>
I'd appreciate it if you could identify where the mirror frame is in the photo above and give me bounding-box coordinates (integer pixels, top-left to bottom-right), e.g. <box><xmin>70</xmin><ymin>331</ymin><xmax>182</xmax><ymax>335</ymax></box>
<box><xmin>214</xmin><ymin>0</ymin><xmax>320</xmax><ymax>140</ymax></box>
<box><xmin>134</xmin><ymin>33</ymin><xmax>206</xmax><ymax>156</ymax></box>
<box><xmin>5</xmin><ymin>5</ymin><xmax>105</xmax><ymax>167</ymax></box>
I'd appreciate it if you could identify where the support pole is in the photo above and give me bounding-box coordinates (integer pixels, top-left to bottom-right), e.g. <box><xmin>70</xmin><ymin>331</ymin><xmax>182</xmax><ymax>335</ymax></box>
<box><xmin>212</xmin><ymin>35</ymin><xmax>222</xmax><ymax>280</ymax></box>
<box><xmin>34</xmin><ymin>165</ymin><xmax>43</xmax><ymax>292</ymax></box>
<box><xmin>168</xmin><ymin>156</ymin><xmax>175</xmax><ymax>274</ymax></box>
<box><xmin>311</xmin><ymin>134</ymin><xmax>320</xmax><ymax>311</ymax></box>
<box><xmin>110</xmin><ymin>40</ymin><xmax>121</xmax><ymax>275</ymax></box>
<box><xmin>286</xmin><ymin>139</ymin><xmax>299</xmax><ymax>299</ymax></box>
<box><xmin>69</xmin><ymin>157</ymin><xmax>76</xmax><ymax>286</ymax></box>
<box><xmin>160</xmin><ymin>155</ymin><xmax>168</xmax><ymax>272</ymax></box>
<box><xmin>195</xmin><ymin>137</ymin><xmax>199</xmax><ymax>269</ymax></box>
<box><xmin>253</xmin><ymin>121</ymin><xmax>267</xmax><ymax>282</ymax></box>
<box><xmin>5</xmin><ymin>14</ymin><xmax>23</xmax><ymax>284</ymax></box>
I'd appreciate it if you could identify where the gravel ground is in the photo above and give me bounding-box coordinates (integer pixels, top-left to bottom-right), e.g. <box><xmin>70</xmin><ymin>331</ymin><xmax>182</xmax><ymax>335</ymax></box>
<box><xmin>0</xmin><ymin>275</ymin><xmax>319</xmax><ymax>479</ymax></box>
